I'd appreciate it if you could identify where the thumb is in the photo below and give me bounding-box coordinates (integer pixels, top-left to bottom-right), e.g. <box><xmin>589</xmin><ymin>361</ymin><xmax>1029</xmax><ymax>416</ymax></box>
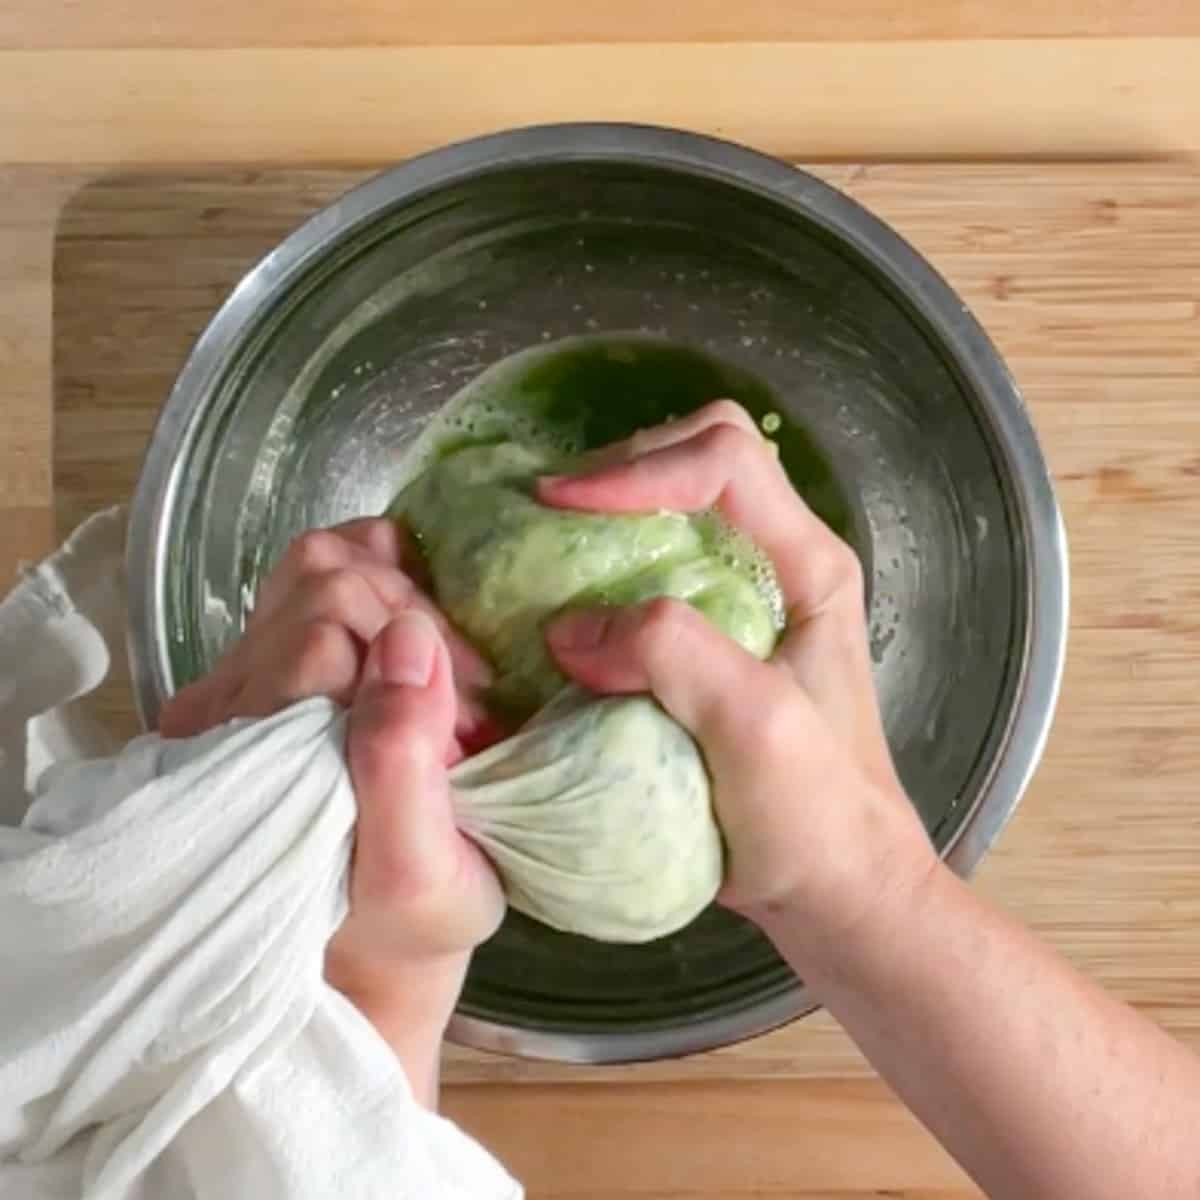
<box><xmin>546</xmin><ymin>598</ymin><xmax>792</xmax><ymax>747</ymax></box>
<box><xmin>347</xmin><ymin>612</ymin><xmax>459</xmax><ymax>894</ymax></box>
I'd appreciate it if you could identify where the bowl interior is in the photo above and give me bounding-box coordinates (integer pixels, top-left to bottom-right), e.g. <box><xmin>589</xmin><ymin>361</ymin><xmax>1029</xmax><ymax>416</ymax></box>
<box><xmin>159</xmin><ymin>160</ymin><xmax>1023</xmax><ymax>1056</ymax></box>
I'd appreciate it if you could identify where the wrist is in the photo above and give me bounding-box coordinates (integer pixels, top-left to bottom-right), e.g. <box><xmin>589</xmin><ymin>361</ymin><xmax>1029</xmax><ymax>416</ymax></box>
<box><xmin>743</xmin><ymin>783</ymin><xmax>940</xmax><ymax>974</ymax></box>
<box><xmin>325</xmin><ymin>948</ymin><xmax>471</xmax><ymax>1110</ymax></box>
<box><xmin>325</xmin><ymin>944</ymin><xmax>471</xmax><ymax>1037</ymax></box>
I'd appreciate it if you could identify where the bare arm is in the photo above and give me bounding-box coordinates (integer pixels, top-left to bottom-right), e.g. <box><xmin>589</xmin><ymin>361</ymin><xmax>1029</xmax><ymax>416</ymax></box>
<box><xmin>543</xmin><ymin>401</ymin><xmax>1200</xmax><ymax>1200</ymax></box>
<box><xmin>763</xmin><ymin>854</ymin><xmax>1200</xmax><ymax>1200</ymax></box>
<box><xmin>325</xmin><ymin>950</ymin><xmax>470</xmax><ymax>1110</ymax></box>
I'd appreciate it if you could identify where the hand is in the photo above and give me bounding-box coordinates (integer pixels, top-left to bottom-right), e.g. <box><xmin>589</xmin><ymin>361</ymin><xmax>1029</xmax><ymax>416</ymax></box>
<box><xmin>326</xmin><ymin>612</ymin><xmax>505</xmax><ymax>1105</ymax></box>
<box><xmin>540</xmin><ymin>401</ymin><xmax>936</xmax><ymax>951</ymax></box>
<box><xmin>544</xmin><ymin>417</ymin><xmax>1200</xmax><ymax>1200</ymax></box>
<box><xmin>157</xmin><ymin>518</ymin><xmax>500</xmax><ymax>760</ymax></box>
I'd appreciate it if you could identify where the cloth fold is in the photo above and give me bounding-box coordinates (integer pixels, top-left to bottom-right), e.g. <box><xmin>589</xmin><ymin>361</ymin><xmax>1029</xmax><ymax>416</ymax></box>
<box><xmin>0</xmin><ymin>508</ymin><xmax>520</xmax><ymax>1200</ymax></box>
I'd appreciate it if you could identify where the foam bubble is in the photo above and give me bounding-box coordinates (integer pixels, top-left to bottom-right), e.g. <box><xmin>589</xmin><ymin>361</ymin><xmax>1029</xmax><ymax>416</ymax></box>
<box><xmin>693</xmin><ymin>511</ymin><xmax>785</xmax><ymax>630</ymax></box>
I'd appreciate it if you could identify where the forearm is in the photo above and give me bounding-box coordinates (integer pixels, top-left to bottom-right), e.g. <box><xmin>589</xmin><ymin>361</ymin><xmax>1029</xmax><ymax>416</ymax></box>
<box><xmin>326</xmin><ymin>947</ymin><xmax>469</xmax><ymax>1110</ymax></box>
<box><xmin>763</xmin><ymin>859</ymin><xmax>1200</xmax><ymax>1200</ymax></box>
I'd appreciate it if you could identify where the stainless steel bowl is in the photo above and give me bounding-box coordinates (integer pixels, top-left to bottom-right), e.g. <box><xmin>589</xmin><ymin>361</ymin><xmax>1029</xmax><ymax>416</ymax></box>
<box><xmin>128</xmin><ymin>124</ymin><xmax>1068</xmax><ymax>1063</ymax></box>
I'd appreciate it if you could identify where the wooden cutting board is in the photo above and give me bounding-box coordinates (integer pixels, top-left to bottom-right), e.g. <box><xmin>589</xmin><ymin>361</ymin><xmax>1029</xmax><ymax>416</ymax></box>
<box><xmin>53</xmin><ymin>163</ymin><xmax>1200</xmax><ymax>1085</ymax></box>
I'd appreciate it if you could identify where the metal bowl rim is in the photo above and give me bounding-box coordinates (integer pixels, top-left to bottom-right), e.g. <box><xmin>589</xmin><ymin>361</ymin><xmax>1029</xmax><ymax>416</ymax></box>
<box><xmin>126</xmin><ymin>122</ymin><xmax>1069</xmax><ymax>1064</ymax></box>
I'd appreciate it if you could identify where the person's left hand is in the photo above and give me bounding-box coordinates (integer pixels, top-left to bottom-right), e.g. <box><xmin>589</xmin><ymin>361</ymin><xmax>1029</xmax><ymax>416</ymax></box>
<box><xmin>323</xmin><ymin>611</ymin><xmax>504</xmax><ymax>1105</ymax></box>
<box><xmin>156</xmin><ymin>520</ymin><xmax>507</xmax><ymax>1101</ymax></box>
<box><xmin>156</xmin><ymin>517</ymin><xmax>500</xmax><ymax>760</ymax></box>
<box><xmin>327</xmin><ymin>612</ymin><xmax>506</xmax><ymax>986</ymax></box>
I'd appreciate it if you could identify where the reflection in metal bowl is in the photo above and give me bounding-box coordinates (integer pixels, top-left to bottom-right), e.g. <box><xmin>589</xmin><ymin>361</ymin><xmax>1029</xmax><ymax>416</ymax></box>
<box><xmin>128</xmin><ymin>124</ymin><xmax>1068</xmax><ymax>1063</ymax></box>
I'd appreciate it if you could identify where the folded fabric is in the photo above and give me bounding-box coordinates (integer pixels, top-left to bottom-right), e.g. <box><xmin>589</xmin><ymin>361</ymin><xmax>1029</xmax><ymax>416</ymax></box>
<box><xmin>451</xmin><ymin>686</ymin><xmax>722</xmax><ymax>943</ymax></box>
<box><xmin>0</xmin><ymin>510</ymin><xmax>520</xmax><ymax>1200</ymax></box>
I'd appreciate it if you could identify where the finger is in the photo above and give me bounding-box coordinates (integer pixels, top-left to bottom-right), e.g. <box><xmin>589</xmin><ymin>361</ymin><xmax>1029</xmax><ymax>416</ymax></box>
<box><xmin>214</xmin><ymin>569</ymin><xmax>400</xmax><ymax>725</ymax></box>
<box><xmin>241</xmin><ymin>570</ymin><xmax>489</xmax><ymax>729</ymax></box>
<box><xmin>401</xmin><ymin>589</ymin><xmax>493</xmax><ymax>694</ymax></box>
<box><xmin>170</xmin><ymin>566</ymin><xmax>493</xmax><ymax>738</ymax></box>
<box><xmin>539</xmin><ymin>420</ymin><xmax>860</xmax><ymax>623</ymax></box>
<box><xmin>255</xmin><ymin>530</ymin><xmax>492</xmax><ymax>692</ymax></box>
<box><xmin>252</xmin><ymin>524</ymin><xmax>409</xmax><ymax>627</ymax></box>
<box><xmin>225</xmin><ymin>619</ymin><xmax>361</xmax><ymax>718</ymax></box>
<box><xmin>252</xmin><ymin>530</ymin><xmax>355</xmax><ymax>626</ymax></box>
<box><xmin>542</xmin><ymin>411</ymin><xmax>874</xmax><ymax>759</ymax></box>
<box><xmin>350</xmin><ymin>614</ymin><xmax>458</xmax><ymax>897</ymax></box>
<box><xmin>573</xmin><ymin>398</ymin><xmax>762</xmax><ymax>470</ymax></box>
<box><xmin>547</xmin><ymin>596</ymin><xmax>889</xmax><ymax>793</ymax></box>
<box><xmin>547</xmin><ymin>600</ymin><xmax>872</xmax><ymax>916</ymax></box>
<box><xmin>157</xmin><ymin>665</ymin><xmax>239</xmax><ymax>738</ymax></box>
<box><xmin>375</xmin><ymin>519</ymin><xmax>490</xmax><ymax>687</ymax></box>
<box><xmin>328</xmin><ymin>516</ymin><xmax>406</xmax><ymax>566</ymax></box>
<box><xmin>163</xmin><ymin>567</ymin><xmax>403</xmax><ymax>734</ymax></box>
<box><xmin>321</xmin><ymin>516</ymin><xmax>440</xmax><ymax>594</ymax></box>
<box><xmin>546</xmin><ymin>598</ymin><xmax>796</xmax><ymax>750</ymax></box>
<box><xmin>267</xmin><ymin>565</ymin><xmax>410</xmax><ymax>648</ymax></box>
<box><xmin>348</xmin><ymin>614</ymin><xmax>503</xmax><ymax>939</ymax></box>
<box><xmin>545</xmin><ymin>598</ymin><xmax>882</xmax><ymax>823</ymax></box>
<box><xmin>162</xmin><ymin>609</ymin><xmax>364</xmax><ymax>734</ymax></box>
<box><xmin>223</xmin><ymin>614</ymin><xmax>477</xmax><ymax>762</ymax></box>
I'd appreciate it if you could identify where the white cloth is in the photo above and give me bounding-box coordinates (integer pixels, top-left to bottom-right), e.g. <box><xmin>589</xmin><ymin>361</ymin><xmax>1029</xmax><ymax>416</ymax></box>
<box><xmin>0</xmin><ymin>509</ymin><xmax>521</xmax><ymax>1200</ymax></box>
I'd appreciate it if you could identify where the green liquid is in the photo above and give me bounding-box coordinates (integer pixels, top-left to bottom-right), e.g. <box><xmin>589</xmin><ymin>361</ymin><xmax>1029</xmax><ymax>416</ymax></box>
<box><xmin>398</xmin><ymin>333</ymin><xmax>857</xmax><ymax>551</ymax></box>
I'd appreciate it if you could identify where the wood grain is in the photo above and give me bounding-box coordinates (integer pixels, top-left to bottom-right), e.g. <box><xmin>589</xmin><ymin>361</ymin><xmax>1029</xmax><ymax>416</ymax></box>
<box><xmin>444</xmin><ymin>1078</ymin><xmax>976</xmax><ymax>1197</ymax></box>
<box><xmin>0</xmin><ymin>169</ymin><xmax>87</xmax><ymax>587</ymax></box>
<box><xmin>50</xmin><ymin>164</ymin><xmax>1200</xmax><ymax>1095</ymax></box>
<box><xmin>3</xmin><ymin>0</ymin><xmax>1197</xmax><ymax>48</ymax></box>
<box><xmin>0</xmin><ymin>170</ymin><xmax>71</xmax><ymax>508</ymax></box>
<box><xmin>5</xmin><ymin>6</ymin><xmax>1200</xmax><ymax>1191</ymax></box>
<box><xmin>2</xmin><ymin>39</ymin><xmax>1199</xmax><ymax>165</ymax></box>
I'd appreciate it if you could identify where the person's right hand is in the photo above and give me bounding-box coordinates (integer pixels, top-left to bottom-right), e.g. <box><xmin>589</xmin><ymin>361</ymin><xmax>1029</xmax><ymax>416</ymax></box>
<box><xmin>539</xmin><ymin>401</ymin><xmax>937</xmax><ymax>953</ymax></box>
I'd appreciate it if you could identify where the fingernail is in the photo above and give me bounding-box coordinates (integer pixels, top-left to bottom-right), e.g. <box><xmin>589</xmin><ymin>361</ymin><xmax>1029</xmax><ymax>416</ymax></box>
<box><xmin>547</xmin><ymin>608</ymin><xmax>612</xmax><ymax>653</ymax></box>
<box><xmin>378</xmin><ymin>611</ymin><xmax>438</xmax><ymax>687</ymax></box>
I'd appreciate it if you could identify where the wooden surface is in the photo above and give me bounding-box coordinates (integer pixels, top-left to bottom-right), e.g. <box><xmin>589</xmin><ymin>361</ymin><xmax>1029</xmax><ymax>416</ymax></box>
<box><xmin>2</xmin><ymin>40</ymin><xmax>1200</xmax><ymax>164</ymax></box>
<box><xmin>4</xmin><ymin>4</ymin><xmax>1200</xmax><ymax>1195</ymax></box>
<box><xmin>1</xmin><ymin>3</ymin><xmax>1200</xmax><ymax>166</ymax></box>
<box><xmin>52</xmin><ymin>163</ymin><xmax>1200</xmax><ymax>1098</ymax></box>
<box><xmin>5</xmin><ymin>1</ymin><xmax>1200</xmax><ymax>46</ymax></box>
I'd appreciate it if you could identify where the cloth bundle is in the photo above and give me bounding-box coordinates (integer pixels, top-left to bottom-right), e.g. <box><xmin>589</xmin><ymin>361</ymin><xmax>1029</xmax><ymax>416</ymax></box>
<box><xmin>396</xmin><ymin>440</ymin><xmax>783</xmax><ymax>944</ymax></box>
<box><xmin>0</xmin><ymin>510</ymin><xmax>520</xmax><ymax>1200</ymax></box>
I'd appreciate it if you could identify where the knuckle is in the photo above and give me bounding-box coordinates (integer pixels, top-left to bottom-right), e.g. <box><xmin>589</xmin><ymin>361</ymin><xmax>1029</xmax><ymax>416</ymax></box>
<box><xmin>286</xmin><ymin>529</ymin><xmax>345</xmax><ymax>576</ymax></box>
<box><xmin>632</xmin><ymin>597</ymin><xmax>695</xmax><ymax>667</ymax></box>
<box><xmin>312</xmin><ymin>567</ymin><xmax>370</xmax><ymax>617</ymax></box>
<box><xmin>296</xmin><ymin>618</ymin><xmax>351</xmax><ymax>668</ymax></box>
<box><xmin>819</xmin><ymin>542</ymin><xmax>867</xmax><ymax>615</ymax></box>
<box><xmin>700</xmin><ymin>397</ymin><xmax>756</xmax><ymax>434</ymax></box>
<box><xmin>378</xmin><ymin>567</ymin><xmax>417</xmax><ymax>609</ymax></box>
<box><xmin>358</xmin><ymin>518</ymin><xmax>401</xmax><ymax>563</ymax></box>
<box><xmin>697</xmin><ymin>420</ymin><xmax>762</xmax><ymax>468</ymax></box>
<box><xmin>626</xmin><ymin>426</ymin><xmax>652</xmax><ymax>459</ymax></box>
<box><xmin>786</xmin><ymin>533</ymin><xmax>866</xmax><ymax>619</ymax></box>
<box><xmin>830</xmin><ymin>541</ymin><xmax>865</xmax><ymax>594</ymax></box>
<box><xmin>279</xmin><ymin>620</ymin><xmax>355</xmax><ymax>697</ymax></box>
